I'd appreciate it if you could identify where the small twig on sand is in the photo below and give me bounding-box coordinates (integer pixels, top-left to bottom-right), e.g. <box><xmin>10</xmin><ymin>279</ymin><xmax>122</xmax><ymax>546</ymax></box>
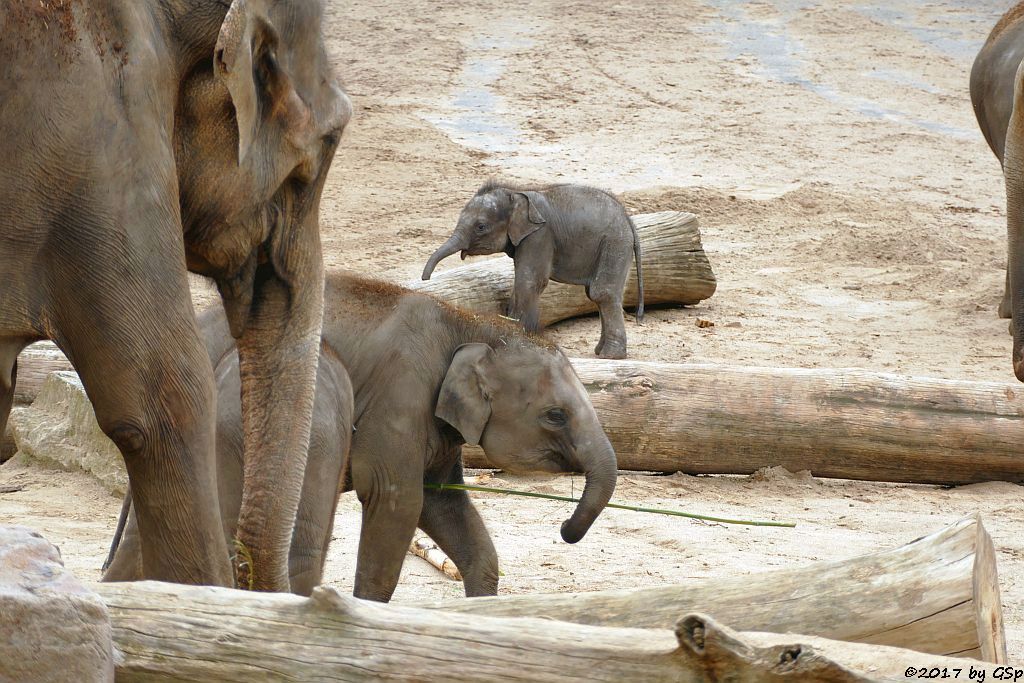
<box><xmin>408</xmin><ymin>537</ymin><xmax>462</xmax><ymax>581</ymax></box>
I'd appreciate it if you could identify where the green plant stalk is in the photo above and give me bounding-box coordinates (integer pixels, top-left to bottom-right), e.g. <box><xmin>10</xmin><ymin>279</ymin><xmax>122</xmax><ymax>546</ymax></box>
<box><xmin>425</xmin><ymin>483</ymin><xmax>796</xmax><ymax>528</ymax></box>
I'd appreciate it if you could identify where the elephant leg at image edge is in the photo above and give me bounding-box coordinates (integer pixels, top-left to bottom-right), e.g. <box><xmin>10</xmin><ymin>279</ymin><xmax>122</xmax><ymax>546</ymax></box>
<box><xmin>0</xmin><ymin>344</ymin><xmax>19</xmax><ymax>454</ymax></box>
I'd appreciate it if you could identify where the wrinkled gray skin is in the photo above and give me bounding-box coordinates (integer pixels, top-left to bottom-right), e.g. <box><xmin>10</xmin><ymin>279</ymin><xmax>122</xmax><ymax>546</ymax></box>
<box><xmin>108</xmin><ymin>272</ymin><xmax>617</xmax><ymax>601</ymax></box>
<box><xmin>105</xmin><ymin>309</ymin><xmax>355</xmax><ymax>596</ymax></box>
<box><xmin>422</xmin><ymin>183</ymin><xmax>644</xmax><ymax>359</ymax></box>
<box><xmin>0</xmin><ymin>0</ymin><xmax>350</xmax><ymax>589</ymax></box>
<box><xmin>971</xmin><ymin>3</ymin><xmax>1024</xmax><ymax>321</ymax></box>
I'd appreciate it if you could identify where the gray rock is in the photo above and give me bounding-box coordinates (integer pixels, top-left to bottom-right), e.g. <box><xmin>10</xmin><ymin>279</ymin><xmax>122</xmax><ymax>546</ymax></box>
<box><xmin>8</xmin><ymin>372</ymin><xmax>127</xmax><ymax>495</ymax></box>
<box><xmin>0</xmin><ymin>526</ymin><xmax>115</xmax><ymax>682</ymax></box>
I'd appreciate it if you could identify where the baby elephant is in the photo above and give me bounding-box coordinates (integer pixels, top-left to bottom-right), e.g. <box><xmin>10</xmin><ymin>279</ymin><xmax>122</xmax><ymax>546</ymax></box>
<box><xmin>421</xmin><ymin>182</ymin><xmax>644</xmax><ymax>359</ymax></box>
<box><xmin>103</xmin><ymin>321</ymin><xmax>355</xmax><ymax>597</ymax></box>
<box><xmin>106</xmin><ymin>272</ymin><xmax>618</xmax><ymax>602</ymax></box>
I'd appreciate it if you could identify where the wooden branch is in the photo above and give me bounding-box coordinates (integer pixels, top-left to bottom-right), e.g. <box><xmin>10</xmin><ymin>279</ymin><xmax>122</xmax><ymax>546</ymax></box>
<box><xmin>409</xmin><ymin>537</ymin><xmax>462</xmax><ymax>581</ymax></box>
<box><xmin>407</xmin><ymin>211</ymin><xmax>717</xmax><ymax>326</ymax></box>
<box><xmin>414</xmin><ymin>515</ymin><xmax>1005</xmax><ymax>662</ymax></box>
<box><xmin>465</xmin><ymin>360</ymin><xmax>1024</xmax><ymax>485</ymax></box>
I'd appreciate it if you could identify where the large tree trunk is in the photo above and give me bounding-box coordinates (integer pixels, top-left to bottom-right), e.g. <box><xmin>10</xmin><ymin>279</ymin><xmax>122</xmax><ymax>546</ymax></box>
<box><xmin>464</xmin><ymin>360</ymin><xmax>1024</xmax><ymax>484</ymax></box>
<box><xmin>93</xmin><ymin>517</ymin><xmax>1005</xmax><ymax>680</ymax></box>
<box><xmin>94</xmin><ymin>593</ymin><xmax>1005</xmax><ymax>682</ymax></box>
<box><xmin>12</xmin><ymin>349</ymin><xmax>1024</xmax><ymax>485</ymax></box>
<box><xmin>414</xmin><ymin>514</ymin><xmax>1005</xmax><ymax>662</ymax></box>
<box><xmin>408</xmin><ymin>211</ymin><xmax>717</xmax><ymax>325</ymax></box>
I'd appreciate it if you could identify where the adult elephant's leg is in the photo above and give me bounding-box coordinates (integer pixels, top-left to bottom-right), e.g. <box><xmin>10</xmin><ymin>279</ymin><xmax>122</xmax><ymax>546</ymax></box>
<box><xmin>55</xmin><ymin>259</ymin><xmax>231</xmax><ymax>586</ymax></box>
<box><xmin>1001</xmin><ymin>267</ymin><xmax>1013</xmax><ymax>320</ymax></box>
<box><xmin>419</xmin><ymin>465</ymin><xmax>498</xmax><ymax>597</ymax></box>
<box><xmin>351</xmin><ymin>426</ymin><xmax>423</xmax><ymax>602</ymax></box>
<box><xmin>0</xmin><ymin>348</ymin><xmax>19</xmax><ymax>456</ymax></box>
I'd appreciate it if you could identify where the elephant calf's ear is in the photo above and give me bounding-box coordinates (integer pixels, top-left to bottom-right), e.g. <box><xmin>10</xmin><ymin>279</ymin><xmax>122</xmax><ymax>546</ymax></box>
<box><xmin>509</xmin><ymin>191</ymin><xmax>548</xmax><ymax>245</ymax></box>
<box><xmin>435</xmin><ymin>343</ymin><xmax>495</xmax><ymax>446</ymax></box>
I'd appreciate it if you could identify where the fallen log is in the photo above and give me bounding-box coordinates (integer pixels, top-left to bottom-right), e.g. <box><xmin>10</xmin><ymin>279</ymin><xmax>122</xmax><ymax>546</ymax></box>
<box><xmin>407</xmin><ymin>211</ymin><xmax>717</xmax><ymax>326</ymax></box>
<box><xmin>12</xmin><ymin>352</ymin><xmax>1024</xmax><ymax>486</ymax></box>
<box><xmin>462</xmin><ymin>361</ymin><xmax>1024</xmax><ymax>485</ymax></box>
<box><xmin>94</xmin><ymin>581</ymin><xmax>1009</xmax><ymax>682</ymax></box>
<box><xmin>414</xmin><ymin>515</ymin><xmax>1005</xmax><ymax>662</ymax></box>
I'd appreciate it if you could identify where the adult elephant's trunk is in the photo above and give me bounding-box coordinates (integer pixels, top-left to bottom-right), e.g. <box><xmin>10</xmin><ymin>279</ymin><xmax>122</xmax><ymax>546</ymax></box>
<box><xmin>230</xmin><ymin>213</ymin><xmax>325</xmax><ymax>592</ymax></box>
<box><xmin>422</xmin><ymin>234</ymin><xmax>467</xmax><ymax>280</ymax></box>
<box><xmin>1007</xmin><ymin>67</ymin><xmax>1024</xmax><ymax>381</ymax></box>
<box><xmin>560</xmin><ymin>435</ymin><xmax>617</xmax><ymax>543</ymax></box>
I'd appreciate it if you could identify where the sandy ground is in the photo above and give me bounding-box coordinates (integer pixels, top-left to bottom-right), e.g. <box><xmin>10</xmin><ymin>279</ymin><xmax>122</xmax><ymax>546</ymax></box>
<box><xmin>3</xmin><ymin>0</ymin><xmax>1024</xmax><ymax>662</ymax></box>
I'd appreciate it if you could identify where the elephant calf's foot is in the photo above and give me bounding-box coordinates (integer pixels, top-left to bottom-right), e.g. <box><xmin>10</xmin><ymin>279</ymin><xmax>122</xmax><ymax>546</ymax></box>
<box><xmin>999</xmin><ymin>298</ymin><xmax>1012</xmax><ymax>320</ymax></box>
<box><xmin>596</xmin><ymin>340</ymin><xmax>626</xmax><ymax>360</ymax></box>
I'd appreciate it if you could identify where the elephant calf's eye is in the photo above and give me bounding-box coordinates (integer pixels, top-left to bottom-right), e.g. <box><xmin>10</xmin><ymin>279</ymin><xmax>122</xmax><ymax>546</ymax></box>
<box><xmin>476</xmin><ymin>223</ymin><xmax>488</xmax><ymax>234</ymax></box>
<box><xmin>544</xmin><ymin>408</ymin><xmax>568</xmax><ymax>427</ymax></box>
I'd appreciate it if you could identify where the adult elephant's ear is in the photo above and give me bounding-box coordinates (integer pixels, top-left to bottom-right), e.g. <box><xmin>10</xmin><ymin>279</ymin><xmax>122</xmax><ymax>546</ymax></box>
<box><xmin>509</xmin><ymin>191</ymin><xmax>548</xmax><ymax>245</ymax></box>
<box><xmin>435</xmin><ymin>344</ymin><xmax>495</xmax><ymax>446</ymax></box>
<box><xmin>215</xmin><ymin>0</ymin><xmax>270</xmax><ymax>164</ymax></box>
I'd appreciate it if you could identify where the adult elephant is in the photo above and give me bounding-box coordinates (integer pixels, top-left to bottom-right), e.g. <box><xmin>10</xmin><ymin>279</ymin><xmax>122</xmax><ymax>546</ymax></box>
<box><xmin>0</xmin><ymin>0</ymin><xmax>351</xmax><ymax>590</ymax></box>
<box><xmin>971</xmin><ymin>3</ymin><xmax>1024</xmax><ymax>381</ymax></box>
<box><xmin>970</xmin><ymin>3</ymin><xmax>1024</xmax><ymax>320</ymax></box>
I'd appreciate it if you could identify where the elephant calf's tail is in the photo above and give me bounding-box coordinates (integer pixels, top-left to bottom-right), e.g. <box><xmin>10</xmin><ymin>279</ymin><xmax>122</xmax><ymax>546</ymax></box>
<box><xmin>102</xmin><ymin>485</ymin><xmax>132</xmax><ymax>572</ymax></box>
<box><xmin>631</xmin><ymin>218</ymin><xmax>644</xmax><ymax>324</ymax></box>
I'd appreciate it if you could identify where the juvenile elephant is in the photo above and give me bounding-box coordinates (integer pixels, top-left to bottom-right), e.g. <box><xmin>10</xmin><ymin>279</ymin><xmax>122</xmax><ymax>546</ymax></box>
<box><xmin>421</xmin><ymin>182</ymin><xmax>644</xmax><ymax>359</ymax></box>
<box><xmin>105</xmin><ymin>314</ymin><xmax>355</xmax><ymax>596</ymax></box>
<box><xmin>972</xmin><ymin>4</ymin><xmax>1024</xmax><ymax>380</ymax></box>
<box><xmin>107</xmin><ymin>272</ymin><xmax>618</xmax><ymax>601</ymax></box>
<box><xmin>0</xmin><ymin>0</ymin><xmax>350</xmax><ymax>589</ymax></box>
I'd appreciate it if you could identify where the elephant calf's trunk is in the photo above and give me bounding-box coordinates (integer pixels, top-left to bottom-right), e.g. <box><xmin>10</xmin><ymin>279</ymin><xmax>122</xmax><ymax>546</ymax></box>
<box><xmin>421</xmin><ymin>235</ymin><xmax>467</xmax><ymax>280</ymax></box>
<box><xmin>560</xmin><ymin>439</ymin><xmax>617</xmax><ymax>544</ymax></box>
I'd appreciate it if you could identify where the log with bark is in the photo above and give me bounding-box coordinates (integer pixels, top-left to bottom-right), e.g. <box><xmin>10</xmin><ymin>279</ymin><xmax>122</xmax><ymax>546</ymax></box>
<box><xmin>414</xmin><ymin>514</ymin><xmax>1005</xmax><ymax>662</ymax></box>
<box><xmin>407</xmin><ymin>211</ymin><xmax>717</xmax><ymax>326</ymax></box>
<box><xmin>11</xmin><ymin>345</ymin><xmax>1024</xmax><ymax>485</ymax></box>
<box><xmin>11</xmin><ymin>347</ymin><xmax>1024</xmax><ymax>485</ymax></box>
<box><xmin>462</xmin><ymin>360</ymin><xmax>1024</xmax><ymax>485</ymax></box>
<box><xmin>95</xmin><ymin>587</ymin><xmax>1010</xmax><ymax>682</ymax></box>
<box><xmin>92</xmin><ymin>516</ymin><xmax>1005</xmax><ymax>680</ymax></box>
